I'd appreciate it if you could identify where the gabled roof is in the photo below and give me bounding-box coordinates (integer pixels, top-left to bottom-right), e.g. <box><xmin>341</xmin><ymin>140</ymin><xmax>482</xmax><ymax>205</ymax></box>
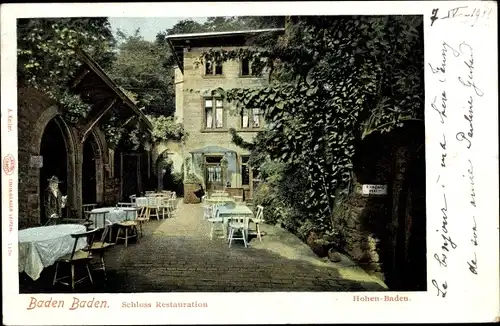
<box><xmin>166</xmin><ymin>28</ymin><xmax>285</xmax><ymax>73</ymax></box>
<box><xmin>76</xmin><ymin>48</ymin><xmax>153</xmax><ymax>131</ymax></box>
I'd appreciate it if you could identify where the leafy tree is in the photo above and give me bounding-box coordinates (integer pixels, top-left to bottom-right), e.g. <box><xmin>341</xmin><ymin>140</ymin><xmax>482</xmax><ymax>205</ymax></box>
<box><xmin>202</xmin><ymin>16</ymin><xmax>424</xmax><ymax>239</ymax></box>
<box><xmin>17</xmin><ymin>17</ymin><xmax>117</xmax><ymax>123</ymax></box>
<box><xmin>108</xmin><ymin>28</ymin><xmax>175</xmax><ymax>116</ymax></box>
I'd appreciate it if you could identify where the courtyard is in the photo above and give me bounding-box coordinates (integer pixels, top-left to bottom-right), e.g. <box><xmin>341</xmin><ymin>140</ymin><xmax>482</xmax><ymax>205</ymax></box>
<box><xmin>20</xmin><ymin>200</ymin><xmax>387</xmax><ymax>293</ymax></box>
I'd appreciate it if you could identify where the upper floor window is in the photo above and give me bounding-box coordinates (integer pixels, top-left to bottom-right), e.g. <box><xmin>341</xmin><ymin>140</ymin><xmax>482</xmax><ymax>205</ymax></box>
<box><xmin>204</xmin><ymin>98</ymin><xmax>224</xmax><ymax>129</ymax></box>
<box><xmin>205</xmin><ymin>60</ymin><xmax>223</xmax><ymax>76</ymax></box>
<box><xmin>241</xmin><ymin>58</ymin><xmax>254</xmax><ymax>76</ymax></box>
<box><xmin>241</xmin><ymin>108</ymin><xmax>262</xmax><ymax>129</ymax></box>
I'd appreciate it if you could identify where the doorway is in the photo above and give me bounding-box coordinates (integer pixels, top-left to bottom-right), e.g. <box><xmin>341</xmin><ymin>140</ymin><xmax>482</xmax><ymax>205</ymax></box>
<box><xmin>121</xmin><ymin>153</ymin><xmax>141</xmax><ymax>199</ymax></box>
<box><xmin>39</xmin><ymin>118</ymin><xmax>68</xmax><ymax>224</ymax></box>
<box><xmin>205</xmin><ymin>156</ymin><xmax>224</xmax><ymax>193</ymax></box>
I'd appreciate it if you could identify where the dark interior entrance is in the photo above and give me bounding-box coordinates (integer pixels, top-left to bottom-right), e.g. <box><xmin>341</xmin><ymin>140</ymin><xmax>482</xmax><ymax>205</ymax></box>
<box><xmin>122</xmin><ymin>153</ymin><xmax>141</xmax><ymax>199</ymax></box>
<box><xmin>394</xmin><ymin>149</ymin><xmax>427</xmax><ymax>291</ymax></box>
<box><xmin>39</xmin><ymin>118</ymin><xmax>68</xmax><ymax>224</ymax></box>
<box><xmin>82</xmin><ymin>136</ymin><xmax>97</xmax><ymax>204</ymax></box>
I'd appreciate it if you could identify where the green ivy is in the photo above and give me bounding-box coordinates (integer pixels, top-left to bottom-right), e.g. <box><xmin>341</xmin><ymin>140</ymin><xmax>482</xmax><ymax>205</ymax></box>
<box><xmin>148</xmin><ymin>115</ymin><xmax>188</xmax><ymax>143</ymax></box>
<box><xmin>201</xmin><ymin>16</ymin><xmax>424</xmax><ymax>242</ymax></box>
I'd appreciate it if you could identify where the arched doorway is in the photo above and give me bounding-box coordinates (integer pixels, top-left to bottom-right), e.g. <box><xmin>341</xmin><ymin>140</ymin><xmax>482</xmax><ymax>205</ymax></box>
<box><xmin>39</xmin><ymin>118</ymin><xmax>68</xmax><ymax>224</ymax></box>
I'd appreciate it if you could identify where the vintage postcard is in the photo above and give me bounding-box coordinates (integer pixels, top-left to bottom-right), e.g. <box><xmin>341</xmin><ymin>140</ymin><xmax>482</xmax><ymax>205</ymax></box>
<box><xmin>1</xmin><ymin>1</ymin><xmax>498</xmax><ymax>324</ymax></box>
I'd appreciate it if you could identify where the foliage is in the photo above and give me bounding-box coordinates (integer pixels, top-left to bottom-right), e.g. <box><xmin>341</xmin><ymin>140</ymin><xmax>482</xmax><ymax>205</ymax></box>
<box><xmin>157</xmin><ymin>16</ymin><xmax>284</xmax><ymax>41</ymax></box>
<box><xmin>205</xmin><ymin>16</ymin><xmax>424</xmax><ymax>243</ymax></box>
<box><xmin>183</xmin><ymin>157</ymin><xmax>203</xmax><ymax>184</ymax></box>
<box><xmin>108</xmin><ymin>29</ymin><xmax>175</xmax><ymax>116</ymax></box>
<box><xmin>17</xmin><ymin>18</ymin><xmax>116</xmax><ymax>123</ymax></box>
<box><xmin>148</xmin><ymin>115</ymin><xmax>188</xmax><ymax>143</ymax></box>
<box><xmin>102</xmin><ymin>116</ymin><xmax>124</xmax><ymax>149</ymax></box>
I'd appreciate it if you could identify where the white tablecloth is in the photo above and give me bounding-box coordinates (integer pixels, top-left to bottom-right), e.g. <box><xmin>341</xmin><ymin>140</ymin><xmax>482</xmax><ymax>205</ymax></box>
<box><xmin>18</xmin><ymin>224</ymin><xmax>87</xmax><ymax>281</ymax></box>
<box><xmin>90</xmin><ymin>207</ymin><xmax>138</xmax><ymax>228</ymax></box>
<box><xmin>136</xmin><ymin>197</ymin><xmax>167</xmax><ymax>208</ymax></box>
<box><xmin>216</xmin><ymin>205</ymin><xmax>254</xmax><ymax>240</ymax></box>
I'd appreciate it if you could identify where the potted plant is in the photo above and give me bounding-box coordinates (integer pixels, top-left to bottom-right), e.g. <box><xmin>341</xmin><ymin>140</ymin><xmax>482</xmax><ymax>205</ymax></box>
<box><xmin>183</xmin><ymin>157</ymin><xmax>203</xmax><ymax>203</ymax></box>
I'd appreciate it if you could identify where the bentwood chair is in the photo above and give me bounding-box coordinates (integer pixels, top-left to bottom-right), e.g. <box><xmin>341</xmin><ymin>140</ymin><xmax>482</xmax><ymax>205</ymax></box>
<box><xmin>53</xmin><ymin>228</ymin><xmax>99</xmax><ymax>290</ymax></box>
<box><xmin>115</xmin><ymin>207</ymin><xmax>140</xmax><ymax>248</ymax></box>
<box><xmin>84</xmin><ymin>223</ymin><xmax>114</xmax><ymax>281</ymax></box>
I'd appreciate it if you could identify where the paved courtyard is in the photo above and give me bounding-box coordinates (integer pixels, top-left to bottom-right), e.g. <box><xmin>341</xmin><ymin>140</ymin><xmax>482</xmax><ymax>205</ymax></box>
<box><xmin>20</xmin><ymin>201</ymin><xmax>387</xmax><ymax>293</ymax></box>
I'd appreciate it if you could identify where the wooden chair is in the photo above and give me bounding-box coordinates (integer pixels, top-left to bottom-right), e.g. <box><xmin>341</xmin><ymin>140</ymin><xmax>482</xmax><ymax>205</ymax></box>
<box><xmin>115</xmin><ymin>221</ymin><xmax>139</xmax><ymax>247</ymax></box>
<box><xmin>87</xmin><ymin>210</ymin><xmax>109</xmax><ymax>240</ymax></box>
<box><xmin>82</xmin><ymin>204</ymin><xmax>97</xmax><ymax>217</ymax></box>
<box><xmin>129</xmin><ymin>194</ymin><xmax>137</xmax><ymax>205</ymax></box>
<box><xmin>84</xmin><ymin>224</ymin><xmax>114</xmax><ymax>281</ymax></box>
<box><xmin>136</xmin><ymin>207</ymin><xmax>150</xmax><ymax>238</ymax></box>
<box><xmin>145</xmin><ymin>196</ymin><xmax>161</xmax><ymax>220</ymax></box>
<box><xmin>227</xmin><ymin>215</ymin><xmax>250</xmax><ymax>248</ymax></box>
<box><xmin>53</xmin><ymin>228</ymin><xmax>99</xmax><ymax>290</ymax></box>
<box><xmin>253</xmin><ymin>205</ymin><xmax>265</xmax><ymax>242</ymax></box>
<box><xmin>207</xmin><ymin>203</ymin><xmax>226</xmax><ymax>240</ymax></box>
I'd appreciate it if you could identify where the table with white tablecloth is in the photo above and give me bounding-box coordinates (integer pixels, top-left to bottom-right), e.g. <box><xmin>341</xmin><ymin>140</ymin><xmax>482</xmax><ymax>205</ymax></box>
<box><xmin>90</xmin><ymin>207</ymin><xmax>138</xmax><ymax>229</ymax></box>
<box><xmin>18</xmin><ymin>224</ymin><xmax>87</xmax><ymax>281</ymax></box>
<box><xmin>216</xmin><ymin>205</ymin><xmax>254</xmax><ymax>241</ymax></box>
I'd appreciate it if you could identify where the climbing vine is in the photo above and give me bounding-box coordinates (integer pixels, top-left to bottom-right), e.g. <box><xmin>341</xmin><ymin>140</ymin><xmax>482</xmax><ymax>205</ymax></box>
<box><xmin>201</xmin><ymin>16</ymin><xmax>424</xmax><ymax>238</ymax></box>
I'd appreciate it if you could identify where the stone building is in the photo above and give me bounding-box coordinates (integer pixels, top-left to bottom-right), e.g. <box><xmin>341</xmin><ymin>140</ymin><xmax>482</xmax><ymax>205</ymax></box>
<box><xmin>17</xmin><ymin>49</ymin><xmax>152</xmax><ymax>228</ymax></box>
<box><xmin>163</xmin><ymin>29</ymin><xmax>284</xmax><ymax>200</ymax></box>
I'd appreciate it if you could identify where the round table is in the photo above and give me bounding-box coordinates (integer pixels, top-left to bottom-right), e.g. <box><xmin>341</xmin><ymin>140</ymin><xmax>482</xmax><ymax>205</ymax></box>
<box><xmin>18</xmin><ymin>224</ymin><xmax>87</xmax><ymax>281</ymax></box>
<box><xmin>90</xmin><ymin>207</ymin><xmax>138</xmax><ymax>228</ymax></box>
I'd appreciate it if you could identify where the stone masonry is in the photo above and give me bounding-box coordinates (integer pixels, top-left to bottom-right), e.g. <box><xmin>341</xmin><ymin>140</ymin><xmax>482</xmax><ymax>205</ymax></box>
<box><xmin>167</xmin><ymin>45</ymin><xmax>268</xmax><ymax>190</ymax></box>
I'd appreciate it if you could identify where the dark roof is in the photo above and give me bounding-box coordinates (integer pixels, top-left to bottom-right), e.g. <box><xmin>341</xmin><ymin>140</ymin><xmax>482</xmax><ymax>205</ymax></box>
<box><xmin>76</xmin><ymin>49</ymin><xmax>153</xmax><ymax>131</ymax></box>
<box><xmin>166</xmin><ymin>28</ymin><xmax>285</xmax><ymax>73</ymax></box>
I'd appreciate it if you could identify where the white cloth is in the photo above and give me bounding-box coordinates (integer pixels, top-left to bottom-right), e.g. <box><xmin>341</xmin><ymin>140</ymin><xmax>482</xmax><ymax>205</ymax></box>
<box><xmin>90</xmin><ymin>207</ymin><xmax>138</xmax><ymax>228</ymax></box>
<box><xmin>18</xmin><ymin>224</ymin><xmax>87</xmax><ymax>281</ymax></box>
<box><xmin>216</xmin><ymin>205</ymin><xmax>254</xmax><ymax>240</ymax></box>
<box><xmin>136</xmin><ymin>197</ymin><xmax>148</xmax><ymax>208</ymax></box>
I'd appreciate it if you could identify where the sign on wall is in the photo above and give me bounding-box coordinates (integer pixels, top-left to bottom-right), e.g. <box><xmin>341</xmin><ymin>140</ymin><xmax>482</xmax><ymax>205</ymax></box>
<box><xmin>29</xmin><ymin>156</ymin><xmax>43</xmax><ymax>168</ymax></box>
<box><xmin>362</xmin><ymin>184</ymin><xmax>388</xmax><ymax>196</ymax></box>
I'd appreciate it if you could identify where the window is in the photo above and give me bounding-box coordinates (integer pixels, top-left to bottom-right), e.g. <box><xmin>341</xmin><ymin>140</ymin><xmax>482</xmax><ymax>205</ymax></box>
<box><xmin>241</xmin><ymin>156</ymin><xmax>250</xmax><ymax>186</ymax></box>
<box><xmin>241</xmin><ymin>108</ymin><xmax>262</xmax><ymax>129</ymax></box>
<box><xmin>204</xmin><ymin>98</ymin><xmax>224</xmax><ymax>129</ymax></box>
<box><xmin>241</xmin><ymin>58</ymin><xmax>251</xmax><ymax>76</ymax></box>
<box><xmin>205</xmin><ymin>60</ymin><xmax>223</xmax><ymax>76</ymax></box>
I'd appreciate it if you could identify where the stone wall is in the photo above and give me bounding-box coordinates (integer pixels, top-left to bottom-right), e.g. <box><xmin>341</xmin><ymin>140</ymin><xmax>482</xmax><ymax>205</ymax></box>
<box><xmin>104</xmin><ymin>178</ymin><xmax>121</xmax><ymax>205</ymax></box>
<box><xmin>332</xmin><ymin>125</ymin><xmax>425</xmax><ymax>286</ymax></box>
<box><xmin>17</xmin><ymin>86</ymin><xmax>117</xmax><ymax>228</ymax></box>
<box><xmin>18</xmin><ymin>87</ymin><xmax>60</xmax><ymax>228</ymax></box>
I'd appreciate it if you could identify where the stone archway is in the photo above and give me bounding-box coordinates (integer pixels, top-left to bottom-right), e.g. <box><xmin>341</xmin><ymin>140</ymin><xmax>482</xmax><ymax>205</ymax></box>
<box><xmin>31</xmin><ymin>105</ymin><xmax>78</xmax><ymax>224</ymax></box>
<box><xmin>81</xmin><ymin>128</ymin><xmax>106</xmax><ymax>205</ymax></box>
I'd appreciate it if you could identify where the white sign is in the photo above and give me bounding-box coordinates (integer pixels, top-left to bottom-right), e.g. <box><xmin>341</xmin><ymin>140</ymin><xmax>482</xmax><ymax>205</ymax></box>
<box><xmin>362</xmin><ymin>184</ymin><xmax>388</xmax><ymax>196</ymax></box>
<box><xmin>29</xmin><ymin>155</ymin><xmax>43</xmax><ymax>168</ymax></box>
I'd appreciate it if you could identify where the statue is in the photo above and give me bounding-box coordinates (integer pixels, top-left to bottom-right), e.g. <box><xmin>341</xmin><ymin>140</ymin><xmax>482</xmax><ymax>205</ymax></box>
<box><xmin>44</xmin><ymin>175</ymin><xmax>66</xmax><ymax>225</ymax></box>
